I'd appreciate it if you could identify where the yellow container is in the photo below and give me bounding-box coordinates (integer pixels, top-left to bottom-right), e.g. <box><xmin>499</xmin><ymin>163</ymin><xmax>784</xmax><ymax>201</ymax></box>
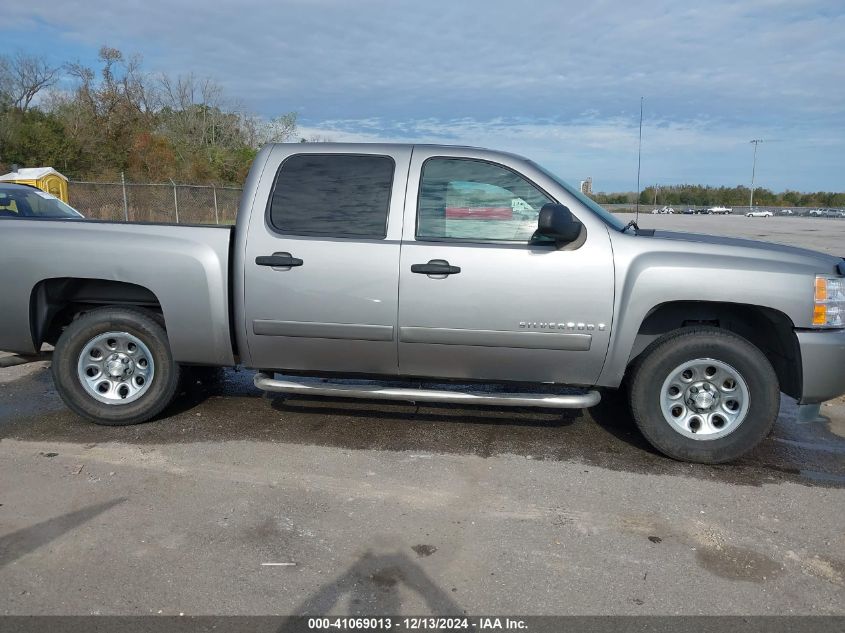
<box><xmin>0</xmin><ymin>167</ymin><xmax>69</xmax><ymax>202</ymax></box>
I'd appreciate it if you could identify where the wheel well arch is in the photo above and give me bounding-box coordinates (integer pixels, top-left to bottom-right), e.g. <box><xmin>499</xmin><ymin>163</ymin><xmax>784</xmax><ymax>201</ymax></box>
<box><xmin>627</xmin><ymin>300</ymin><xmax>801</xmax><ymax>399</ymax></box>
<box><xmin>30</xmin><ymin>278</ymin><xmax>163</xmax><ymax>348</ymax></box>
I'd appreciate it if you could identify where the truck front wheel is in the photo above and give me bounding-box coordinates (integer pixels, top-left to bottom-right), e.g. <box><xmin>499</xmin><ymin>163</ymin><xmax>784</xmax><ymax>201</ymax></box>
<box><xmin>628</xmin><ymin>327</ymin><xmax>779</xmax><ymax>463</ymax></box>
<box><xmin>52</xmin><ymin>307</ymin><xmax>181</xmax><ymax>425</ymax></box>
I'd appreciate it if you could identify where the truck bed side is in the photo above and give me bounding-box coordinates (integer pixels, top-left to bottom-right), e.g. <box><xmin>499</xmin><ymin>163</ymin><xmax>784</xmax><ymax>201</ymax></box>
<box><xmin>0</xmin><ymin>219</ymin><xmax>235</xmax><ymax>366</ymax></box>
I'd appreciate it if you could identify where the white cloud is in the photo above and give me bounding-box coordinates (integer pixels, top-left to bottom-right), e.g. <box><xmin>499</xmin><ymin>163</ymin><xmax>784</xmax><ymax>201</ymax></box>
<box><xmin>5</xmin><ymin>0</ymin><xmax>844</xmax><ymax>118</ymax></box>
<box><xmin>298</xmin><ymin>115</ymin><xmax>844</xmax><ymax>192</ymax></box>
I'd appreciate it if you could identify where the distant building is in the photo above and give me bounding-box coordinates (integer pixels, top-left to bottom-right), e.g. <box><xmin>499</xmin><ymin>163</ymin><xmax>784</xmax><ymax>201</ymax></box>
<box><xmin>579</xmin><ymin>178</ymin><xmax>593</xmax><ymax>195</ymax></box>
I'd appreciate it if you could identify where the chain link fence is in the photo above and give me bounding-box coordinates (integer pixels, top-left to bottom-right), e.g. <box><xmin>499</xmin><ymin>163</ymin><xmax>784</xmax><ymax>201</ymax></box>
<box><xmin>68</xmin><ymin>180</ymin><xmax>243</xmax><ymax>224</ymax></box>
<box><xmin>66</xmin><ymin>181</ymin><xmax>840</xmax><ymax>225</ymax></box>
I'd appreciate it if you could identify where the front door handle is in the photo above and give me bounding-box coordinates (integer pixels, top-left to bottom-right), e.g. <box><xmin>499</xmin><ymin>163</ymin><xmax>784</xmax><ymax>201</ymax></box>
<box><xmin>256</xmin><ymin>252</ymin><xmax>303</xmax><ymax>268</ymax></box>
<box><xmin>411</xmin><ymin>259</ymin><xmax>461</xmax><ymax>275</ymax></box>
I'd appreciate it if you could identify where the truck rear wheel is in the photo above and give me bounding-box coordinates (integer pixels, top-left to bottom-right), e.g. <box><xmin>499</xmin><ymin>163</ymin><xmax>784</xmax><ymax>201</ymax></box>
<box><xmin>628</xmin><ymin>327</ymin><xmax>779</xmax><ymax>464</ymax></box>
<box><xmin>52</xmin><ymin>307</ymin><xmax>181</xmax><ymax>425</ymax></box>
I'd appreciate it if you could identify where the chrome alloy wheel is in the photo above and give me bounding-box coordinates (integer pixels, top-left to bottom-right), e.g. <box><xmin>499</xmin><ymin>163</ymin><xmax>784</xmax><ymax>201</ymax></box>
<box><xmin>76</xmin><ymin>332</ymin><xmax>155</xmax><ymax>405</ymax></box>
<box><xmin>659</xmin><ymin>358</ymin><xmax>750</xmax><ymax>440</ymax></box>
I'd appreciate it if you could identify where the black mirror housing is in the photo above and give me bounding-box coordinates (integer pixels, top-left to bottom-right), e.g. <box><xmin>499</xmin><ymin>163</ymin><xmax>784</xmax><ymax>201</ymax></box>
<box><xmin>535</xmin><ymin>203</ymin><xmax>582</xmax><ymax>246</ymax></box>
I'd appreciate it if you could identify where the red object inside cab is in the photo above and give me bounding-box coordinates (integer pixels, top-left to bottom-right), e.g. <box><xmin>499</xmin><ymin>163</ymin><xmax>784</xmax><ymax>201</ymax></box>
<box><xmin>445</xmin><ymin>206</ymin><xmax>513</xmax><ymax>220</ymax></box>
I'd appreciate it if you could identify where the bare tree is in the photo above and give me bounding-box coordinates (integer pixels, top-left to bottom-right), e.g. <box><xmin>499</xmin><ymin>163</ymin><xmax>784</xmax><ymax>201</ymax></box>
<box><xmin>159</xmin><ymin>73</ymin><xmax>297</xmax><ymax>151</ymax></box>
<box><xmin>262</xmin><ymin>113</ymin><xmax>299</xmax><ymax>144</ymax></box>
<box><xmin>0</xmin><ymin>56</ymin><xmax>10</xmax><ymax>107</ymax></box>
<box><xmin>299</xmin><ymin>133</ymin><xmax>333</xmax><ymax>143</ymax></box>
<box><xmin>0</xmin><ymin>52</ymin><xmax>59</xmax><ymax>111</ymax></box>
<box><xmin>159</xmin><ymin>73</ymin><xmax>236</xmax><ymax>149</ymax></box>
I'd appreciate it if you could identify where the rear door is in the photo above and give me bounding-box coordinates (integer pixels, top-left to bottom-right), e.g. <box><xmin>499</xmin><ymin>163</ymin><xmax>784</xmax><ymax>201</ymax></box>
<box><xmin>243</xmin><ymin>146</ymin><xmax>411</xmax><ymax>374</ymax></box>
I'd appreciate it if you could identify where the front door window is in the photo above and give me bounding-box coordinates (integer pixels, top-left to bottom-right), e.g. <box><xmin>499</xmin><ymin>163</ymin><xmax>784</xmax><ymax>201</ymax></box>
<box><xmin>416</xmin><ymin>158</ymin><xmax>554</xmax><ymax>243</ymax></box>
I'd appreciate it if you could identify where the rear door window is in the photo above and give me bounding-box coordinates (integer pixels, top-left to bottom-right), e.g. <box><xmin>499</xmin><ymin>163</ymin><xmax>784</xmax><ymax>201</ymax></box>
<box><xmin>268</xmin><ymin>154</ymin><xmax>395</xmax><ymax>239</ymax></box>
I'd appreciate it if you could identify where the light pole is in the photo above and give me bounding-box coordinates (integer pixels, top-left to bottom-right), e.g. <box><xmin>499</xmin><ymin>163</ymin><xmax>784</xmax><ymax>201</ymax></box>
<box><xmin>635</xmin><ymin>97</ymin><xmax>644</xmax><ymax>221</ymax></box>
<box><xmin>749</xmin><ymin>139</ymin><xmax>763</xmax><ymax>209</ymax></box>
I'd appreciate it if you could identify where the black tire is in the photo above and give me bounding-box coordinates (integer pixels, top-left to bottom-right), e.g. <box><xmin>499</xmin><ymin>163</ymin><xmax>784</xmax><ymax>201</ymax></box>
<box><xmin>628</xmin><ymin>327</ymin><xmax>779</xmax><ymax>464</ymax></box>
<box><xmin>52</xmin><ymin>306</ymin><xmax>181</xmax><ymax>425</ymax></box>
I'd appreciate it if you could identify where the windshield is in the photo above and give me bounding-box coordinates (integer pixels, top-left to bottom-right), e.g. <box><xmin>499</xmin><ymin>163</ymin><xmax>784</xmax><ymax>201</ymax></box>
<box><xmin>0</xmin><ymin>187</ymin><xmax>84</xmax><ymax>219</ymax></box>
<box><xmin>528</xmin><ymin>161</ymin><xmax>626</xmax><ymax>231</ymax></box>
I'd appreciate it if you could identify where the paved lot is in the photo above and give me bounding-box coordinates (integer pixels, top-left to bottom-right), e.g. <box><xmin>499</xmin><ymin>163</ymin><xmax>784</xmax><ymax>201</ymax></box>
<box><xmin>1</xmin><ymin>216</ymin><xmax>844</xmax><ymax>616</ymax></box>
<box><xmin>636</xmin><ymin>214</ymin><xmax>845</xmax><ymax>255</ymax></box>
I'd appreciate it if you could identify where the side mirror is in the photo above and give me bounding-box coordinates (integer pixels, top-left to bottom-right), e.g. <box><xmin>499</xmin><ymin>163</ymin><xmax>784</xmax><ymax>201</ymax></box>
<box><xmin>535</xmin><ymin>203</ymin><xmax>583</xmax><ymax>246</ymax></box>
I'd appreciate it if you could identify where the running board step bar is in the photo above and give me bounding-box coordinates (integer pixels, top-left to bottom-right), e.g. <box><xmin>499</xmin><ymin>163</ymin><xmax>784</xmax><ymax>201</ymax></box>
<box><xmin>254</xmin><ymin>372</ymin><xmax>601</xmax><ymax>409</ymax></box>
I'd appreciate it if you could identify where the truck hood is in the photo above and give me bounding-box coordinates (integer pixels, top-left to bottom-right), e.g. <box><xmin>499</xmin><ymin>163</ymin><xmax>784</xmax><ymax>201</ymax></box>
<box><xmin>648</xmin><ymin>229</ymin><xmax>842</xmax><ymax>270</ymax></box>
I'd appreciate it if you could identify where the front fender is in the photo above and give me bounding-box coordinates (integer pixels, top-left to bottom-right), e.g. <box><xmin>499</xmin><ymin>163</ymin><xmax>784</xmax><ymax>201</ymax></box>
<box><xmin>597</xmin><ymin>233</ymin><xmax>819</xmax><ymax>387</ymax></box>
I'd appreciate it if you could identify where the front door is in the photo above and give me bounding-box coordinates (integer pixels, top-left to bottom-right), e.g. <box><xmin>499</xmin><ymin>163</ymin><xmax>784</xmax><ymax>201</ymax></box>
<box><xmin>244</xmin><ymin>147</ymin><xmax>410</xmax><ymax>375</ymax></box>
<box><xmin>397</xmin><ymin>150</ymin><xmax>615</xmax><ymax>386</ymax></box>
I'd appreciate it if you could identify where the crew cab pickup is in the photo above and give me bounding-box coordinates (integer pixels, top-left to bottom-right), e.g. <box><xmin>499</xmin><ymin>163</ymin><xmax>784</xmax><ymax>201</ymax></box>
<box><xmin>2</xmin><ymin>143</ymin><xmax>844</xmax><ymax>464</ymax></box>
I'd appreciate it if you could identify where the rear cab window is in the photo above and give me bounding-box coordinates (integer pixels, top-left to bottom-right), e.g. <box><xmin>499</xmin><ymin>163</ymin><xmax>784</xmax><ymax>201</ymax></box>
<box><xmin>267</xmin><ymin>154</ymin><xmax>395</xmax><ymax>239</ymax></box>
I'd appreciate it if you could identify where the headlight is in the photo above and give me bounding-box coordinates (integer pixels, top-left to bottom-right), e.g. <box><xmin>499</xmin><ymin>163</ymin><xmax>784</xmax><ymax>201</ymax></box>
<box><xmin>813</xmin><ymin>276</ymin><xmax>845</xmax><ymax>327</ymax></box>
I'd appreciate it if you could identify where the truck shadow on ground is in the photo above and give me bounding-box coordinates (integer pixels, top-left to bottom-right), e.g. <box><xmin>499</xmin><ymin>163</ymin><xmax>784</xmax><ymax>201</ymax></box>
<box><xmin>2</xmin><ymin>366</ymin><xmax>844</xmax><ymax>489</ymax></box>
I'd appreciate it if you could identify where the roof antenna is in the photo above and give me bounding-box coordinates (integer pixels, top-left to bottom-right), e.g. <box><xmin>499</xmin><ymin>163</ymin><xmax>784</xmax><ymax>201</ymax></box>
<box><xmin>635</xmin><ymin>96</ymin><xmax>644</xmax><ymax>225</ymax></box>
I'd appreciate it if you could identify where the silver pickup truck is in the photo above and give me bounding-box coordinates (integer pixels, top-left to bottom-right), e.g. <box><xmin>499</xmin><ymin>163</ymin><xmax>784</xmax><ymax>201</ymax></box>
<box><xmin>2</xmin><ymin>143</ymin><xmax>844</xmax><ymax>463</ymax></box>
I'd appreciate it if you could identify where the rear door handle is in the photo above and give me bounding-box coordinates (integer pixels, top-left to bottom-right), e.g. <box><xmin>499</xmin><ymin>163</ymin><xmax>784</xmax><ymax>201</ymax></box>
<box><xmin>256</xmin><ymin>253</ymin><xmax>303</xmax><ymax>268</ymax></box>
<box><xmin>411</xmin><ymin>259</ymin><xmax>461</xmax><ymax>275</ymax></box>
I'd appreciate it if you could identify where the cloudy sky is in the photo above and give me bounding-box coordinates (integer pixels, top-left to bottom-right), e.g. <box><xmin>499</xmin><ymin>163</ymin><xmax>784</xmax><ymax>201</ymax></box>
<box><xmin>3</xmin><ymin>0</ymin><xmax>843</xmax><ymax>192</ymax></box>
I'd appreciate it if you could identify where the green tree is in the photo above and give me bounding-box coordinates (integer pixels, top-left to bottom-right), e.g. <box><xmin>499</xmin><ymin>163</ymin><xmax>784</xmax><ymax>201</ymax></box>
<box><xmin>0</xmin><ymin>107</ymin><xmax>82</xmax><ymax>175</ymax></box>
<box><xmin>2</xmin><ymin>45</ymin><xmax>300</xmax><ymax>184</ymax></box>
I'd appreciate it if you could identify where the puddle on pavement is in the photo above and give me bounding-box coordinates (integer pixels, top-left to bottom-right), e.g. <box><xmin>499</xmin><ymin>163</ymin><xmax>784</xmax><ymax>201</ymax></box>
<box><xmin>623</xmin><ymin>513</ymin><xmax>789</xmax><ymax>584</ymax></box>
<box><xmin>695</xmin><ymin>544</ymin><xmax>784</xmax><ymax>583</ymax></box>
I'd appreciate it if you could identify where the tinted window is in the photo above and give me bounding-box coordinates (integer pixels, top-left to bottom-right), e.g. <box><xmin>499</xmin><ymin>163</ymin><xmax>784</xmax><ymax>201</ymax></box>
<box><xmin>417</xmin><ymin>158</ymin><xmax>553</xmax><ymax>242</ymax></box>
<box><xmin>269</xmin><ymin>154</ymin><xmax>394</xmax><ymax>238</ymax></box>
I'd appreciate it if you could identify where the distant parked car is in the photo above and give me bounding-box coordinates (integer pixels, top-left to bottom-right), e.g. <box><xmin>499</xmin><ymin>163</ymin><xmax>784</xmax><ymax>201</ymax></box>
<box><xmin>808</xmin><ymin>209</ymin><xmax>825</xmax><ymax>217</ymax></box>
<box><xmin>780</xmin><ymin>209</ymin><xmax>793</xmax><ymax>215</ymax></box>
<box><xmin>823</xmin><ymin>209</ymin><xmax>845</xmax><ymax>218</ymax></box>
<box><xmin>746</xmin><ymin>210</ymin><xmax>773</xmax><ymax>218</ymax></box>
<box><xmin>651</xmin><ymin>206</ymin><xmax>675</xmax><ymax>214</ymax></box>
<box><xmin>708</xmin><ymin>206</ymin><xmax>732</xmax><ymax>215</ymax></box>
<box><xmin>0</xmin><ymin>183</ymin><xmax>84</xmax><ymax>219</ymax></box>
